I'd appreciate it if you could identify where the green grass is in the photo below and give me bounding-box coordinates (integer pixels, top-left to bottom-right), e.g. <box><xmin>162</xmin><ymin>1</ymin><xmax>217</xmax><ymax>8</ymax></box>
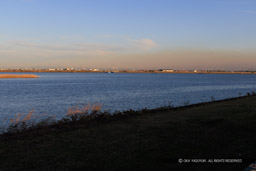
<box><xmin>1</xmin><ymin>96</ymin><xmax>256</xmax><ymax>170</ymax></box>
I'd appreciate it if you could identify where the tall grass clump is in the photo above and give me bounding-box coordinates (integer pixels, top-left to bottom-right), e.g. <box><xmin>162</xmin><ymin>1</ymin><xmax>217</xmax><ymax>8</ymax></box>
<box><xmin>64</xmin><ymin>103</ymin><xmax>103</xmax><ymax>122</ymax></box>
<box><xmin>7</xmin><ymin>110</ymin><xmax>35</xmax><ymax>133</ymax></box>
<box><xmin>1</xmin><ymin>103</ymin><xmax>105</xmax><ymax>134</ymax></box>
<box><xmin>3</xmin><ymin>110</ymin><xmax>56</xmax><ymax>134</ymax></box>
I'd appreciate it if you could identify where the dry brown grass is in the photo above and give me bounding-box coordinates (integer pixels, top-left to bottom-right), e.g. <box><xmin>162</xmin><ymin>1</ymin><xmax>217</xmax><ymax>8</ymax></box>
<box><xmin>0</xmin><ymin>74</ymin><xmax>40</xmax><ymax>78</ymax></box>
<box><xmin>67</xmin><ymin>103</ymin><xmax>102</xmax><ymax>117</ymax></box>
<box><xmin>10</xmin><ymin>114</ymin><xmax>22</xmax><ymax>124</ymax></box>
<box><xmin>22</xmin><ymin>110</ymin><xmax>34</xmax><ymax>122</ymax></box>
<box><xmin>2</xmin><ymin>103</ymin><xmax>102</xmax><ymax>133</ymax></box>
<box><xmin>9</xmin><ymin>110</ymin><xmax>34</xmax><ymax>124</ymax></box>
<box><xmin>67</xmin><ymin>104</ymin><xmax>90</xmax><ymax>116</ymax></box>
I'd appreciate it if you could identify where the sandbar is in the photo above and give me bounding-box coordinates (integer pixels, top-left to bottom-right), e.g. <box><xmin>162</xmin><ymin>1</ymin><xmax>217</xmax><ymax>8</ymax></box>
<box><xmin>0</xmin><ymin>74</ymin><xmax>40</xmax><ymax>79</ymax></box>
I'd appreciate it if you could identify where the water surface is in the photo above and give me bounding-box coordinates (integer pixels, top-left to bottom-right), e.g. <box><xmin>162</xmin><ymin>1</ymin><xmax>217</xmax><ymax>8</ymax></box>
<box><xmin>0</xmin><ymin>73</ymin><xmax>255</xmax><ymax>121</ymax></box>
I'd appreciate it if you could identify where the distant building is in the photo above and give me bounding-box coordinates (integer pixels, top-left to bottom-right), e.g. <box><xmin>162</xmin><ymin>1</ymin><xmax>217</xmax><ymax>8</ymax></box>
<box><xmin>63</xmin><ymin>68</ymin><xmax>71</xmax><ymax>71</ymax></box>
<box><xmin>162</xmin><ymin>69</ymin><xmax>174</xmax><ymax>72</ymax></box>
<box><xmin>48</xmin><ymin>69</ymin><xmax>56</xmax><ymax>71</ymax></box>
<box><xmin>90</xmin><ymin>69</ymin><xmax>100</xmax><ymax>72</ymax></box>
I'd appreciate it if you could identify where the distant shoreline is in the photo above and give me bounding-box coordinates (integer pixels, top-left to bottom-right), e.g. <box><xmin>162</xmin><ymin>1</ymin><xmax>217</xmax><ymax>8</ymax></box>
<box><xmin>0</xmin><ymin>70</ymin><xmax>255</xmax><ymax>74</ymax></box>
<box><xmin>0</xmin><ymin>74</ymin><xmax>40</xmax><ymax>79</ymax></box>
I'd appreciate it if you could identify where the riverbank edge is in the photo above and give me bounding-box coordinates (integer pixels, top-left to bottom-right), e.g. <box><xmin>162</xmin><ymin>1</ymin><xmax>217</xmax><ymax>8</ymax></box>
<box><xmin>1</xmin><ymin>93</ymin><xmax>256</xmax><ymax>171</ymax></box>
<box><xmin>0</xmin><ymin>71</ymin><xmax>255</xmax><ymax>74</ymax></box>
<box><xmin>1</xmin><ymin>92</ymin><xmax>255</xmax><ymax>138</ymax></box>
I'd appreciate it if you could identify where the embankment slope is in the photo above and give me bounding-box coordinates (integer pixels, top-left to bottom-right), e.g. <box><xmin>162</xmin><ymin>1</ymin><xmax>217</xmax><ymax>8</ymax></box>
<box><xmin>0</xmin><ymin>96</ymin><xmax>256</xmax><ymax>171</ymax></box>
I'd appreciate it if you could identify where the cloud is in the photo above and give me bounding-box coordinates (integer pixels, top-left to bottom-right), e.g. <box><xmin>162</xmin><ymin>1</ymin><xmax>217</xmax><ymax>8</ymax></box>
<box><xmin>240</xmin><ymin>10</ymin><xmax>256</xmax><ymax>14</ymax></box>
<box><xmin>1</xmin><ymin>37</ymin><xmax>158</xmax><ymax>57</ymax></box>
<box><xmin>20</xmin><ymin>0</ymin><xmax>37</xmax><ymax>2</ymax></box>
<box><xmin>108</xmin><ymin>49</ymin><xmax>256</xmax><ymax>70</ymax></box>
<box><xmin>4</xmin><ymin>41</ymin><xmax>120</xmax><ymax>53</ymax></box>
<box><xmin>1</xmin><ymin>41</ymin><xmax>256</xmax><ymax>70</ymax></box>
<box><xmin>129</xmin><ymin>39</ymin><xmax>157</xmax><ymax>50</ymax></box>
<box><xmin>103</xmin><ymin>35</ymin><xmax>112</xmax><ymax>38</ymax></box>
<box><xmin>215</xmin><ymin>1</ymin><xmax>255</xmax><ymax>5</ymax></box>
<box><xmin>0</xmin><ymin>41</ymin><xmax>121</xmax><ymax>66</ymax></box>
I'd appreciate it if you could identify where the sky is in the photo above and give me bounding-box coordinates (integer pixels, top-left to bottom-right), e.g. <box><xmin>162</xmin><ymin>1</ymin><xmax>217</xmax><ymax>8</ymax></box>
<box><xmin>0</xmin><ymin>0</ymin><xmax>256</xmax><ymax>70</ymax></box>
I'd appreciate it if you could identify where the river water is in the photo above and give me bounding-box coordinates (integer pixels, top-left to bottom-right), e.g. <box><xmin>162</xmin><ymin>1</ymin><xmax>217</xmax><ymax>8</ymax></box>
<box><xmin>0</xmin><ymin>72</ymin><xmax>255</xmax><ymax>122</ymax></box>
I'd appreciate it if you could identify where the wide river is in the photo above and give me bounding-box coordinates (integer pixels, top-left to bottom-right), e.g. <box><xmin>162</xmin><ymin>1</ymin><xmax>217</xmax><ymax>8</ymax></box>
<box><xmin>0</xmin><ymin>72</ymin><xmax>256</xmax><ymax>122</ymax></box>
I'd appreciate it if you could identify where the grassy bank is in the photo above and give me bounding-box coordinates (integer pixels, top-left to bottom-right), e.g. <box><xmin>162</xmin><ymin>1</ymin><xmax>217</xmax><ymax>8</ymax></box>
<box><xmin>1</xmin><ymin>96</ymin><xmax>256</xmax><ymax>170</ymax></box>
<box><xmin>0</xmin><ymin>74</ymin><xmax>40</xmax><ymax>79</ymax></box>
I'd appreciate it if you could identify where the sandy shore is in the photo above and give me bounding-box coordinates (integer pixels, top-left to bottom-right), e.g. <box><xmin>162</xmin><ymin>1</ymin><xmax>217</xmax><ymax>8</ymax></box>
<box><xmin>0</xmin><ymin>74</ymin><xmax>40</xmax><ymax>79</ymax></box>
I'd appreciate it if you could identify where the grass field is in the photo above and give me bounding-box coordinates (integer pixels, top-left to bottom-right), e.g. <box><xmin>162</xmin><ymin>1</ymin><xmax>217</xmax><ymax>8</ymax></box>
<box><xmin>0</xmin><ymin>96</ymin><xmax>256</xmax><ymax>170</ymax></box>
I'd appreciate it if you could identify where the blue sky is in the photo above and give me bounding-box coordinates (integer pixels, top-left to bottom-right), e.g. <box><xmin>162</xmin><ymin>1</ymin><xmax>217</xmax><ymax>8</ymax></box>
<box><xmin>0</xmin><ymin>0</ymin><xmax>256</xmax><ymax>70</ymax></box>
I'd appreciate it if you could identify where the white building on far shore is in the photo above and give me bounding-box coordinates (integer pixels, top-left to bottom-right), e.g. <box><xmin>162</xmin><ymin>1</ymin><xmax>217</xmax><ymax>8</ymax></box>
<box><xmin>162</xmin><ymin>69</ymin><xmax>174</xmax><ymax>72</ymax></box>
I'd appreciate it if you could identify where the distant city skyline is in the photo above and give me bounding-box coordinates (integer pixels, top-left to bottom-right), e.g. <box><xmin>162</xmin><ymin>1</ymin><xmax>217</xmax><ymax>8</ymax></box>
<box><xmin>0</xmin><ymin>0</ymin><xmax>256</xmax><ymax>70</ymax></box>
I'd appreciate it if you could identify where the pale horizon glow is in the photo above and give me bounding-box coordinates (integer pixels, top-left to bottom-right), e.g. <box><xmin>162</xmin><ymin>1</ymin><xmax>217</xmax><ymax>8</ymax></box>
<box><xmin>0</xmin><ymin>0</ymin><xmax>256</xmax><ymax>70</ymax></box>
